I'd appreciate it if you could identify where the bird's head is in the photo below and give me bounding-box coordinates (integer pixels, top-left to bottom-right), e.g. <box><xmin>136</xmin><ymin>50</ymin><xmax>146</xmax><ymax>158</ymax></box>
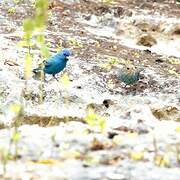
<box><xmin>118</xmin><ymin>64</ymin><xmax>143</xmax><ymax>85</ymax></box>
<box><xmin>61</xmin><ymin>49</ymin><xmax>71</xmax><ymax>57</ymax></box>
<box><xmin>121</xmin><ymin>64</ymin><xmax>136</xmax><ymax>75</ymax></box>
<box><xmin>122</xmin><ymin>64</ymin><xmax>143</xmax><ymax>73</ymax></box>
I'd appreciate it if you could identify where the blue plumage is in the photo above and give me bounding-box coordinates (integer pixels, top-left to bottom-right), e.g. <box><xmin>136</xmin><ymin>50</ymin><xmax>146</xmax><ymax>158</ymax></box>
<box><xmin>118</xmin><ymin>65</ymin><xmax>142</xmax><ymax>86</ymax></box>
<box><xmin>33</xmin><ymin>49</ymin><xmax>71</xmax><ymax>80</ymax></box>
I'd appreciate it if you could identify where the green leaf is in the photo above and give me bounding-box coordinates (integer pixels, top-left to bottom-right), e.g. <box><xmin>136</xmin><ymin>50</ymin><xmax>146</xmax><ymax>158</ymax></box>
<box><xmin>84</xmin><ymin>108</ymin><xmax>106</xmax><ymax>132</ymax></box>
<box><xmin>8</xmin><ymin>7</ymin><xmax>16</xmax><ymax>14</ymax></box>
<box><xmin>35</xmin><ymin>14</ymin><xmax>47</xmax><ymax>29</ymax></box>
<box><xmin>13</xmin><ymin>0</ymin><xmax>21</xmax><ymax>4</ymax></box>
<box><xmin>40</xmin><ymin>45</ymin><xmax>50</xmax><ymax>58</ymax></box>
<box><xmin>130</xmin><ymin>151</ymin><xmax>144</xmax><ymax>161</ymax></box>
<box><xmin>12</xmin><ymin>132</ymin><xmax>21</xmax><ymax>142</ymax></box>
<box><xmin>23</xmin><ymin>19</ymin><xmax>34</xmax><ymax>33</ymax></box>
<box><xmin>24</xmin><ymin>53</ymin><xmax>32</xmax><ymax>79</ymax></box>
<box><xmin>35</xmin><ymin>0</ymin><xmax>48</xmax><ymax>10</ymax></box>
<box><xmin>36</xmin><ymin>34</ymin><xmax>45</xmax><ymax>44</ymax></box>
<box><xmin>10</xmin><ymin>104</ymin><xmax>22</xmax><ymax>114</ymax></box>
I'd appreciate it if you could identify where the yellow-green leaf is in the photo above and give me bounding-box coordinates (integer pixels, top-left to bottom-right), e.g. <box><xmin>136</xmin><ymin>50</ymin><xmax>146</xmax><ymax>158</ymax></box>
<box><xmin>10</xmin><ymin>104</ymin><xmax>22</xmax><ymax>114</ymax></box>
<box><xmin>176</xmin><ymin>126</ymin><xmax>180</xmax><ymax>133</ymax></box>
<box><xmin>13</xmin><ymin>0</ymin><xmax>21</xmax><ymax>4</ymax></box>
<box><xmin>168</xmin><ymin>58</ymin><xmax>180</xmax><ymax>65</ymax></box>
<box><xmin>24</xmin><ymin>53</ymin><xmax>32</xmax><ymax>79</ymax></box>
<box><xmin>35</xmin><ymin>159</ymin><xmax>59</xmax><ymax>165</ymax></box>
<box><xmin>23</xmin><ymin>19</ymin><xmax>34</xmax><ymax>34</ymax></box>
<box><xmin>130</xmin><ymin>151</ymin><xmax>144</xmax><ymax>161</ymax></box>
<box><xmin>84</xmin><ymin>108</ymin><xmax>106</xmax><ymax>132</ymax></box>
<box><xmin>168</xmin><ymin>69</ymin><xmax>180</xmax><ymax>77</ymax></box>
<box><xmin>40</xmin><ymin>45</ymin><xmax>50</xmax><ymax>58</ymax></box>
<box><xmin>36</xmin><ymin>34</ymin><xmax>45</xmax><ymax>44</ymax></box>
<box><xmin>60</xmin><ymin>73</ymin><xmax>70</xmax><ymax>88</ymax></box>
<box><xmin>154</xmin><ymin>155</ymin><xmax>170</xmax><ymax>167</ymax></box>
<box><xmin>102</xmin><ymin>0</ymin><xmax>114</xmax><ymax>5</ymax></box>
<box><xmin>68</xmin><ymin>38</ymin><xmax>83</xmax><ymax>48</ymax></box>
<box><xmin>35</xmin><ymin>0</ymin><xmax>48</xmax><ymax>10</ymax></box>
<box><xmin>12</xmin><ymin>132</ymin><xmax>21</xmax><ymax>142</ymax></box>
<box><xmin>8</xmin><ymin>7</ymin><xmax>16</xmax><ymax>14</ymax></box>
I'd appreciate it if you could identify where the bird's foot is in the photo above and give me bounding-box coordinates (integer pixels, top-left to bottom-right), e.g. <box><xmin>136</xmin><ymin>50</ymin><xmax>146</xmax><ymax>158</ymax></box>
<box><xmin>124</xmin><ymin>84</ymin><xmax>130</xmax><ymax>88</ymax></box>
<box><xmin>44</xmin><ymin>78</ymin><xmax>48</xmax><ymax>83</ymax></box>
<box><xmin>53</xmin><ymin>75</ymin><xmax>59</xmax><ymax>81</ymax></box>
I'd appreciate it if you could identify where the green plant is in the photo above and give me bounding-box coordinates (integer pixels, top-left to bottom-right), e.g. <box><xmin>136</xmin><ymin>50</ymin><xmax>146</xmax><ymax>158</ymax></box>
<box><xmin>10</xmin><ymin>104</ymin><xmax>24</xmax><ymax>159</ymax></box>
<box><xmin>22</xmin><ymin>0</ymin><xmax>49</xmax><ymax>78</ymax></box>
<box><xmin>8</xmin><ymin>7</ymin><xmax>16</xmax><ymax>14</ymax></box>
<box><xmin>0</xmin><ymin>148</ymin><xmax>11</xmax><ymax>176</ymax></box>
<box><xmin>21</xmin><ymin>0</ymin><xmax>50</xmax><ymax>103</ymax></box>
<box><xmin>13</xmin><ymin>0</ymin><xmax>21</xmax><ymax>4</ymax></box>
<box><xmin>84</xmin><ymin>107</ymin><xmax>106</xmax><ymax>133</ymax></box>
<box><xmin>101</xmin><ymin>0</ymin><xmax>114</xmax><ymax>5</ymax></box>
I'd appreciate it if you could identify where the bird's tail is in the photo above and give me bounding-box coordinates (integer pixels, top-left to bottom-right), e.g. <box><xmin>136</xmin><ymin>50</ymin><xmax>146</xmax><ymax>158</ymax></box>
<box><xmin>32</xmin><ymin>67</ymin><xmax>45</xmax><ymax>80</ymax></box>
<box><xmin>33</xmin><ymin>68</ymin><xmax>42</xmax><ymax>74</ymax></box>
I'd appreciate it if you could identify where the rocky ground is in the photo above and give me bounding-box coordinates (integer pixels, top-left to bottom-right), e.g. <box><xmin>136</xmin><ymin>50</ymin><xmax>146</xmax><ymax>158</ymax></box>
<box><xmin>0</xmin><ymin>0</ymin><xmax>180</xmax><ymax>179</ymax></box>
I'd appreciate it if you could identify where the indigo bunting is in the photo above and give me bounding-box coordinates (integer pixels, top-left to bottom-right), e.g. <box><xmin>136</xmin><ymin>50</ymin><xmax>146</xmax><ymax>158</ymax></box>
<box><xmin>118</xmin><ymin>65</ymin><xmax>142</xmax><ymax>86</ymax></box>
<box><xmin>33</xmin><ymin>49</ymin><xmax>71</xmax><ymax>80</ymax></box>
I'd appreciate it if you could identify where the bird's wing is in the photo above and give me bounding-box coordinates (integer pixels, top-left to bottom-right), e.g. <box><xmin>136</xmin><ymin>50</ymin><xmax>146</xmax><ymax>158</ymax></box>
<box><xmin>55</xmin><ymin>54</ymin><xmax>66</xmax><ymax>62</ymax></box>
<box><xmin>44</xmin><ymin>59</ymin><xmax>53</xmax><ymax>68</ymax></box>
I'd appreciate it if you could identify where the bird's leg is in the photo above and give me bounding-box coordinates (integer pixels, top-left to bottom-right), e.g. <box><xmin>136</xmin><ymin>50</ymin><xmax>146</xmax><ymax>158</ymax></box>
<box><xmin>53</xmin><ymin>74</ymin><xmax>59</xmax><ymax>81</ymax></box>
<box><xmin>44</xmin><ymin>74</ymin><xmax>48</xmax><ymax>82</ymax></box>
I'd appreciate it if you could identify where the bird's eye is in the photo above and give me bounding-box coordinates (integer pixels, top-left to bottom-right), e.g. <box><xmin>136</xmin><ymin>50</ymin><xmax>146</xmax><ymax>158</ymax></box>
<box><xmin>127</xmin><ymin>67</ymin><xmax>130</xmax><ymax>70</ymax></box>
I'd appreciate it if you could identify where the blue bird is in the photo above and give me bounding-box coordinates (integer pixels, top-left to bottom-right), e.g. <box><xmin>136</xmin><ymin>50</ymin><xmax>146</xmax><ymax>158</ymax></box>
<box><xmin>118</xmin><ymin>65</ymin><xmax>142</xmax><ymax>86</ymax></box>
<box><xmin>33</xmin><ymin>49</ymin><xmax>71</xmax><ymax>81</ymax></box>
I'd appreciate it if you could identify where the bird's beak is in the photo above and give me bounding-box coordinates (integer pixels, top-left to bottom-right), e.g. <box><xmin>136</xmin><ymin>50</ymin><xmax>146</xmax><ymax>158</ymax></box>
<box><xmin>67</xmin><ymin>56</ymin><xmax>73</xmax><ymax>60</ymax></box>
